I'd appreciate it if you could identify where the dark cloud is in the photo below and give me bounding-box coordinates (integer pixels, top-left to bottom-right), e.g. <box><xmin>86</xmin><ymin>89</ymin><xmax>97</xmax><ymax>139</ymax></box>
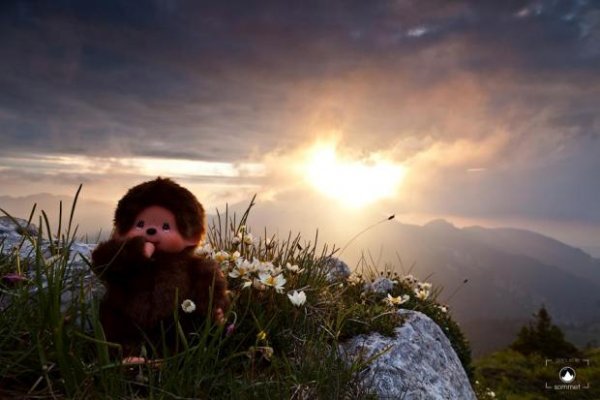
<box><xmin>416</xmin><ymin>139</ymin><xmax>600</xmax><ymax>223</ymax></box>
<box><xmin>0</xmin><ymin>0</ymin><xmax>599</xmax><ymax>229</ymax></box>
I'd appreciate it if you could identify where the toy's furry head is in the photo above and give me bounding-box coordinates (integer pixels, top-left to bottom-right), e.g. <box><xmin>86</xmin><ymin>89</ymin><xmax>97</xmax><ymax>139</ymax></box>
<box><xmin>113</xmin><ymin>177</ymin><xmax>205</xmax><ymax>244</ymax></box>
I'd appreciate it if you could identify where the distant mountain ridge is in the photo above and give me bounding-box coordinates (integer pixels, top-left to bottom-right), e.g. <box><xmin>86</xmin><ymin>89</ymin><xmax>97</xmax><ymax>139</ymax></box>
<box><xmin>0</xmin><ymin>193</ymin><xmax>113</xmax><ymax>240</ymax></box>
<box><xmin>462</xmin><ymin>225</ymin><xmax>600</xmax><ymax>286</ymax></box>
<box><xmin>385</xmin><ymin>219</ymin><xmax>600</xmax><ymax>356</ymax></box>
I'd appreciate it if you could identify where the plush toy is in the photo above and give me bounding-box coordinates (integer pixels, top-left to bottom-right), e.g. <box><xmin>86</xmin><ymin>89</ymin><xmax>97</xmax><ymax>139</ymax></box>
<box><xmin>91</xmin><ymin>177</ymin><xmax>229</xmax><ymax>358</ymax></box>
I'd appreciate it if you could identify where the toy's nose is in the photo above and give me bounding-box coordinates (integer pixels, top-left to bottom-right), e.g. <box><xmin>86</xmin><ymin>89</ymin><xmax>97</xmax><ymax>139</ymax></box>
<box><xmin>146</xmin><ymin>228</ymin><xmax>157</xmax><ymax>236</ymax></box>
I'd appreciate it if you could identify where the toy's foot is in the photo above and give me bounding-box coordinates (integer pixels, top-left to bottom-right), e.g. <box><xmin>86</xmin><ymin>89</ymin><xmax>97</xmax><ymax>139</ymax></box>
<box><xmin>122</xmin><ymin>356</ymin><xmax>147</xmax><ymax>365</ymax></box>
<box><xmin>214</xmin><ymin>308</ymin><xmax>225</xmax><ymax>325</ymax></box>
<box><xmin>123</xmin><ymin>356</ymin><xmax>163</xmax><ymax>367</ymax></box>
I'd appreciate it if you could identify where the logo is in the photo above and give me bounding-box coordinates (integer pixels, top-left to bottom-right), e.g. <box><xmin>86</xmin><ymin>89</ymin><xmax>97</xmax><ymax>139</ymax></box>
<box><xmin>559</xmin><ymin>367</ymin><xmax>576</xmax><ymax>384</ymax></box>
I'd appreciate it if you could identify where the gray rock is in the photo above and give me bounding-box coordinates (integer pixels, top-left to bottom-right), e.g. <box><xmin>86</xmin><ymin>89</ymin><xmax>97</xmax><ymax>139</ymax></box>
<box><xmin>364</xmin><ymin>277</ymin><xmax>396</xmax><ymax>294</ymax></box>
<box><xmin>324</xmin><ymin>257</ymin><xmax>351</xmax><ymax>282</ymax></box>
<box><xmin>341</xmin><ymin>310</ymin><xmax>476</xmax><ymax>400</ymax></box>
<box><xmin>0</xmin><ymin>216</ymin><xmax>38</xmax><ymax>237</ymax></box>
<box><xmin>0</xmin><ymin>221</ymin><xmax>103</xmax><ymax>325</ymax></box>
<box><xmin>0</xmin><ymin>216</ymin><xmax>37</xmax><ymax>258</ymax></box>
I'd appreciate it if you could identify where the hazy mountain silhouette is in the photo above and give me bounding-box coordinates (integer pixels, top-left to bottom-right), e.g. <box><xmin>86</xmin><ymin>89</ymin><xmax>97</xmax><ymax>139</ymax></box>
<box><xmin>462</xmin><ymin>225</ymin><xmax>600</xmax><ymax>286</ymax></box>
<box><xmin>410</xmin><ymin>221</ymin><xmax>600</xmax><ymax>356</ymax></box>
<box><xmin>0</xmin><ymin>193</ymin><xmax>113</xmax><ymax>240</ymax></box>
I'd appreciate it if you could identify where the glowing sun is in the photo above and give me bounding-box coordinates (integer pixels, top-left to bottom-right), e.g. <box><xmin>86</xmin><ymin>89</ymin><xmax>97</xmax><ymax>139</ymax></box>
<box><xmin>303</xmin><ymin>142</ymin><xmax>407</xmax><ymax>208</ymax></box>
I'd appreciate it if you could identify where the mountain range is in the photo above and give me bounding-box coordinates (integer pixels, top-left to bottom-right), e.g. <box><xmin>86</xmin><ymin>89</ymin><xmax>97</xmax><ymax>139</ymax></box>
<box><xmin>382</xmin><ymin>219</ymin><xmax>600</xmax><ymax>356</ymax></box>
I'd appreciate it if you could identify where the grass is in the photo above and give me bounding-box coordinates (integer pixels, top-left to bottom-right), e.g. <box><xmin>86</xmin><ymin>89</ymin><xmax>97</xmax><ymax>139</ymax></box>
<box><xmin>473</xmin><ymin>306</ymin><xmax>600</xmax><ymax>399</ymax></box>
<box><xmin>474</xmin><ymin>348</ymin><xmax>600</xmax><ymax>399</ymax></box>
<box><xmin>0</xmin><ymin>191</ymin><xmax>473</xmax><ymax>399</ymax></box>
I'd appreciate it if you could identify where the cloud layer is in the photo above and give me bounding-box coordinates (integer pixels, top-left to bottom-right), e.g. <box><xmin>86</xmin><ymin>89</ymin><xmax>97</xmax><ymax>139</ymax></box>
<box><xmin>1</xmin><ymin>0</ymin><xmax>599</xmax><ymax>232</ymax></box>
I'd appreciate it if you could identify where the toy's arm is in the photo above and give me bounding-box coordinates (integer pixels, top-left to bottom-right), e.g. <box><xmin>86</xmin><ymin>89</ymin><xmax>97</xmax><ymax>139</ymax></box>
<box><xmin>91</xmin><ymin>236</ymin><xmax>148</xmax><ymax>279</ymax></box>
<box><xmin>192</xmin><ymin>258</ymin><xmax>230</xmax><ymax>323</ymax></box>
<box><xmin>210</xmin><ymin>265</ymin><xmax>230</xmax><ymax>323</ymax></box>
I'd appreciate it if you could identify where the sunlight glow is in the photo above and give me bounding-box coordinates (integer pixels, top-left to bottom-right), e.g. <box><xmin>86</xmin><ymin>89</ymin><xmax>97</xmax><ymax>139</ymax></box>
<box><xmin>304</xmin><ymin>142</ymin><xmax>407</xmax><ymax>209</ymax></box>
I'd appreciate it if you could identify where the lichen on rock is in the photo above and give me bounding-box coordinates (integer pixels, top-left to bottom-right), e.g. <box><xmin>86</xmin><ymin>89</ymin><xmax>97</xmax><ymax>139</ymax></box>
<box><xmin>341</xmin><ymin>309</ymin><xmax>476</xmax><ymax>400</ymax></box>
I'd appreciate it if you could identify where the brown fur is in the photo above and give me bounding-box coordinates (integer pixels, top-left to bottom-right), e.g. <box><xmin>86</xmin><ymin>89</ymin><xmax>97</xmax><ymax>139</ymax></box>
<box><xmin>91</xmin><ymin>178</ymin><xmax>229</xmax><ymax>356</ymax></box>
<box><xmin>113</xmin><ymin>177</ymin><xmax>205</xmax><ymax>241</ymax></box>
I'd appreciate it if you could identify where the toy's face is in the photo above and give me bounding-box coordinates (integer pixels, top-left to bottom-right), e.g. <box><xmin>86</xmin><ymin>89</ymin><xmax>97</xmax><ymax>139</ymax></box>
<box><xmin>121</xmin><ymin>205</ymin><xmax>195</xmax><ymax>252</ymax></box>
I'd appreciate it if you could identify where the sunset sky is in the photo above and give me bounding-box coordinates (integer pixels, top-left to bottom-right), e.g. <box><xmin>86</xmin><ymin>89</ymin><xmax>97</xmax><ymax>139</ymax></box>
<box><xmin>1</xmin><ymin>0</ymin><xmax>599</xmax><ymax>255</ymax></box>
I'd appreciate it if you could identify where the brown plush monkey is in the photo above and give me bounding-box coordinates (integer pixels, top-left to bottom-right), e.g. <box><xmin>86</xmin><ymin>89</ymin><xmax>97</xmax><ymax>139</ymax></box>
<box><xmin>91</xmin><ymin>177</ymin><xmax>229</xmax><ymax>359</ymax></box>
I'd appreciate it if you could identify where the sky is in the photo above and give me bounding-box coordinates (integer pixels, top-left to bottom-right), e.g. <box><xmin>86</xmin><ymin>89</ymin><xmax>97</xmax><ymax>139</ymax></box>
<box><xmin>1</xmin><ymin>0</ymin><xmax>599</xmax><ymax>255</ymax></box>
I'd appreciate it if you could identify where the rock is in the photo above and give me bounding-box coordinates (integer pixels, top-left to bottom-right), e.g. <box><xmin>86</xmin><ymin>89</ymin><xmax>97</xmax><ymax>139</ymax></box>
<box><xmin>341</xmin><ymin>309</ymin><xmax>476</xmax><ymax>400</ymax></box>
<box><xmin>324</xmin><ymin>257</ymin><xmax>351</xmax><ymax>282</ymax></box>
<box><xmin>0</xmin><ymin>220</ymin><xmax>103</xmax><ymax>326</ymax></box>
<box><xmin>0</xmin><ymin>216</ymin><xmax>38</xmax><ymax>237</ymax></box>
<box><xmin>0</xmin><ymin>216</ymin><xmax>38</xmax><ymax>256</ymax></box>
<box><xmin>364</xmin><ymin>277</ymin><xmax>396</xmax><ymax>294</ymax></box>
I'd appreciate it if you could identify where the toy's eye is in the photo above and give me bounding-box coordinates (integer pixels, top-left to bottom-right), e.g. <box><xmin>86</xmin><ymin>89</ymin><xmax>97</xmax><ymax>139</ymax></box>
<box><xmin>136</xmin><ymin>220</ymin><xmax>145</xmax><ymax>228</ymax></box>
<box><xmin>162</xmin><ymin>223</ymin><xmax>170</xmax><ymax>231</ymax></box>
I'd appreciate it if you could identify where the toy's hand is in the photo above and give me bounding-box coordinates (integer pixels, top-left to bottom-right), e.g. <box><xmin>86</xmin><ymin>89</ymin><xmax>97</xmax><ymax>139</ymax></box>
<box><xmin>92</xmin><ymin>236</ymin><xmax>149</xmax><ymax>277</ymax></box>
<box><xmin>143</xmin><ymin>242</ymin><xmax>155</xmax><ymax>258</ymax></box>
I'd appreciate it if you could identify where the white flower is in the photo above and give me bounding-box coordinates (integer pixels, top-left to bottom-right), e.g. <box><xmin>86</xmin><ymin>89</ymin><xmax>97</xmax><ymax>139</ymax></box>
<box><xmin>438</xmin><ymin>304</ymin><xmax>448</xmax><ymax>313</ymax></box>
<box><xmin>243</xmin><ymin>233</ymin><xmax>254</xmax><ymax>246</ymax></box>
<box><xmin>414</xmin><ymin>287</ymin><xmax>430</xmax><ymax>300</ymax></box>
<box><xmin>229</xmin><ymin>258</ymin><xmax>253</xmax><ymax>279</ymax></box>
<box><xmin>214</xmin><ymin>251</ymin><xmax>230</xmax><ymax>264</ymax></box>
<box><xmin>347</xmin><ymin>274</ymin><xmax>362</xmax><ymax>286</ymax></box>
<box><xmin>414</xmin><ymin>281</ymin><xmax>432</xmax><ymax>300</ymax></box>
<box><xmin>195</xmin><ymin>242</ymin><xmax>213</xmax><ymax>257</ymax></box>
<box><xmin>230</xmin><ymin>251</ymin><xmax>241</xmax><ymax>262</ymax></box>
<box><xmin>236</xmin><ymin>257</ymin><xmax>259</xmax><ymax>274</ymax></box>
<box><xmin>383</xmin><ymin>293</ymin><xmax>410</xmax><ymax>306</ymax></box>
<box><xmin>258</xmin><ymin>261</ymin><xmax>275</xmax><ymax>274</ymax></box>
<box><xmin>181</xmin><ymin>299</ymin><xmax>196</xmax><ymax>313</ymax></box>
<box><xmin>272</xmin><ymin>276</ymin><xmax>287</xmax><ymax>293</ymax></box>
<box><xmin>232</xmin><ymin>236</ymin><xmax>241</xmax><ymax>245</ymax></box>
<box><xmin>228</xmin><ymin>267</ymin><xmax>246</xmax><ymax>279</ymax></box>
<box><xmin>287</xmin><ymin>290</ymin><xmax>307</xmax><ymax>307</ymax></box>
<box><xmin>258</xmin><ymin>271</ymin><xmax>287</xmax><ymax>293</ymax></box>
<box><xmin>285</xmin><ymin>262</ymin><xmax>304</xmax><ymax>274</ymax></box>
<box><xmin>402</xmin><ymin>274</ymin><xmax>418</xmax><ymax>286</ymax></box>
<box><xmin>241</xmin><ymin>280</ymin><xmax>253</xmax><ymax>289</ymax></box>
